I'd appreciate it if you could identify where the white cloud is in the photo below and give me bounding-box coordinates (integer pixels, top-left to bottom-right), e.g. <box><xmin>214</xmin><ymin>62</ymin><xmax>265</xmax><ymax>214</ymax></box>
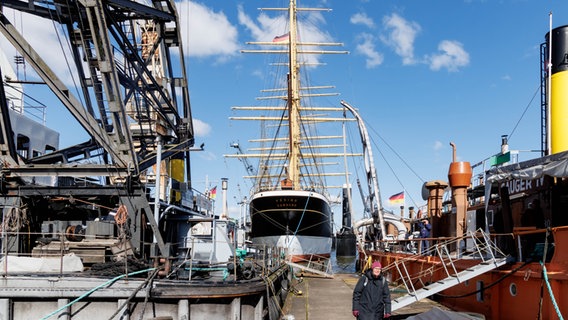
<box><xmin>193</xmin><ymin>118</ymin><xmax>212</xmax><ymax>137</ymax></box>
<box><xmin>237</xmin><ymin>4</ymin><xmax>334</xmax><ymax>66</ymax></box>
<box><xmin>429</xmin><ymin>40</ymin><xmax>470</xmax><ymax>72</ymax></box>
<box><xmin>355</xmin><ymin>33</ymin><xmax>384</xmax><ymax>68</ymax></box>
<box><xmin>381</xmin><ymin>13</ymin><xmax>420</xmax><ymax>65</ymax></box>
<box><xmin>350</xmin><ymin>13</ymin><xmax>375</xmax><ymax>29</ymax></box>
<box><xmin>502</xmin><ymin>74</ymin><xmax>511</xmax><ymax>81</ymax></box>
<box><xmin>179</xmin><ymin>1</ymin><xmax>239</xmax><ymax>61</ymax></box>
<box><xmin>433</xmin><ymin>140</ymin><xmax>444</xmax><ymax>151</ymax></box>
<box><xmin>0</xmin><ymin>9</ymin><xmax>77</xmax><ymax>85</ymax></box>
<box><xmin>1</xmin><ymin>2</ymin><xmax>241</xmax><ymax>88</ymax></box>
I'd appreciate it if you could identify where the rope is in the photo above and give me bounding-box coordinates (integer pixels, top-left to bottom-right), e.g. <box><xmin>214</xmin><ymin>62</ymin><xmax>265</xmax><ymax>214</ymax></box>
<box><xmin>538</xmin><ymin>228</ymin><xmax>551</xmax><ymax>319</ymax></box>
<box><xmin>114</xmin><ymin>204</ymin><xmax>128</xmax><ymax>225</ymax></box>
<box><xmin>40</xmin><ymin>268</ymin><xmax>157</xmax><ymax>320</ymax></box>
<box><xmin>263</xmin><ymin>275</ymin><xmax>284</xmax><ymax>317</ymax></box>
<box><xmin>138</xmin><ymin>267</ymin><xmax>159</xmax><ymax>320</ymax></box>
<box><xmin>540</xmin><ymin>262</ymin><xmax>565</xmax><ymax>320</ymax></box>
<box><xmin>285</xmin><ymin>193</ymin><xmax>312</xmax><ymax>252</ymax></box>
<box><xmin>107</xmin><ymin>268</ymin><xmax>160</xmax><ymax>320</ymax></box>
<box><xmin>292</xmin><ymin>193</ymin><xmax>311</xmax><ymax>238</ymax></box>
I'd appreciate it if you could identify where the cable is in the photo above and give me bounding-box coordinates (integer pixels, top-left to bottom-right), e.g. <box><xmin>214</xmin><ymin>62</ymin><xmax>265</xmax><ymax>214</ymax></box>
<box><xmin>508</xmin><ymin>84</ymin><xmax>541</xmax><ymax>141</ymax></box>
<box><xmin>40</xmin><ymin>268</ymin><xmax>157</xmax><ymax>320</ymax></box>
<box><xmin>107</xmin><ymin>268</ymin><xmax>160</xmax><ymax>320</ymax></box>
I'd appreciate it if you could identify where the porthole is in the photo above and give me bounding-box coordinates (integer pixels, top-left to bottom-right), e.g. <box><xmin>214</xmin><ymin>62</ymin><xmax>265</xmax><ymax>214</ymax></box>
<box><xmin>509</xmin><ymin>283</ymin><xmax>517</xmax><ymax>296</ymax></box>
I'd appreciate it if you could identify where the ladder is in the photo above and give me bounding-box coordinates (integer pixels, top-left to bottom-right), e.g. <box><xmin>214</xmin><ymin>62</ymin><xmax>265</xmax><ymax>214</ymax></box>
<box><xmin>390</xmin><ymin>229</ymin><xmax>508</xmax><ymax>311</ymax></box>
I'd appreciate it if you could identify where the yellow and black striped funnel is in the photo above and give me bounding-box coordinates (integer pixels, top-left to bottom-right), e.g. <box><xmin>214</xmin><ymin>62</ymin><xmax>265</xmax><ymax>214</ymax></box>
<box><xmin>547</xmin><ymin>25</ymin><xmax>568</xmax><ymax>154</ymax></box>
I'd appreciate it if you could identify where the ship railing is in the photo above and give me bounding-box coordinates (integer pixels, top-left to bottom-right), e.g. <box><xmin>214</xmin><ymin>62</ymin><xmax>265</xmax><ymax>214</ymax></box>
<box><xmin>284</xmin><ymin>254</ymin><xmax>333</xmax><ymax>278</ymax></box>
<box><xmin>495</xmin><ymin>226</ymin><xmax>554</xmax><ymax>263</ymax></box>
<box><xmin>383</xmin><ymin>229</ymin><xmax>507</xmax><ymax>295</ymax></box>
<box><xmin>177</xmin><ymin>237</ymin><xmax>287</xmax><ymax>281</ymax></box>
<box><xmin>0</xmin><ymin>227</ymin><xmax>288</xmax><ymax>282</ymax></box>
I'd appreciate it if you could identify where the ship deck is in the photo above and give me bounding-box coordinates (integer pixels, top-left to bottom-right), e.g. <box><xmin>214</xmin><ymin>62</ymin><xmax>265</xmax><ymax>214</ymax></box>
<box><xmin>281</xmin><ymin>273</ymin><xmax>449</xmax><ymax>319</ymax></box>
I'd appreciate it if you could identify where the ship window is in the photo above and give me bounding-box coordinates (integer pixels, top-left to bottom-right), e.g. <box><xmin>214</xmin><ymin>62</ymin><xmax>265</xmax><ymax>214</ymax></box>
<box><xmin>509</xmin><ymin>283</ymin><xmax>517</xmax><ymax>296</ymax></box>
<box><xmin>16</xmin><ymin>134</ymin><xmax>30</xmax><ymax>159</ymax></box>
<box><xmin>487</xmin><ymin>210</ymin><xmax>494</xmax><ymax>227</ymax></box>
<box><xmin>476</xmin><ymin>281</ymin><xmax>484</xmax><ymax>302</ymax></box>
<box><xmin>32</xmin><ymin>150</ymin><xmax>41</xmax><ymax>157</ymax></box>
<box><xmin>45</xmin><ymin>145</ymin><xmax>56</xmax><ymax>153</ymax></box>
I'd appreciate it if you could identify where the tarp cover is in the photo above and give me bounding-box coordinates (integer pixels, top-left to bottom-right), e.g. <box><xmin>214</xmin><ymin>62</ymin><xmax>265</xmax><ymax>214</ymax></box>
<box><xmin>0</xmin><ymin>253</ymin><xmax>84</xmax><ymax>274</ymax></box>
<box><xmin>486</xmin><ymin>150</ymin><xmax>568</xmax><ymax>183</ymax></box>
<box><xmin>483</xmin><ymin>150</ymin><xmax>568</xmax><ymax>205</ymax></box>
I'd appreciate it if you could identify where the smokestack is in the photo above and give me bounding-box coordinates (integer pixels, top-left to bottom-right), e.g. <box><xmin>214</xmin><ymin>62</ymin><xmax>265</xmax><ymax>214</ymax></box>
<box><xmin>448</xmin><ymin>142</ymin><xmax>472</xmax><ymax>240</ymax></box>
<box><xmin>221</xmin><ymin>178</ymin><xmax>228</xmax><ymax>219</ymax></box>
<box><xmin>546</xmin><ymin>25</ymin><xmax>568</xmax><ymax>154</ymax></box>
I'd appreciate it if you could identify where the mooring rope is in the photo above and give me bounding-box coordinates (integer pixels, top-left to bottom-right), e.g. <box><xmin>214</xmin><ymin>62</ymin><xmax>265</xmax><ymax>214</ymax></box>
<box><xmin>540</xmin><ymin>262</ymin><xmax>565</xmax><ymax>320</ymax></box>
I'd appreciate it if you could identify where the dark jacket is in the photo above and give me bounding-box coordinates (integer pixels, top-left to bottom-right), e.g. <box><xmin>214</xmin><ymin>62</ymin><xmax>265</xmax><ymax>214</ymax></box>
<box><xmin>418</xmin><ymin>221</ymin><xmax>431</xmax><ymax>238</ymax></box>
<box><xmin>352</xmin><ymin>269</ymin><xmax>391</xmax><ymax>320</ymax></box>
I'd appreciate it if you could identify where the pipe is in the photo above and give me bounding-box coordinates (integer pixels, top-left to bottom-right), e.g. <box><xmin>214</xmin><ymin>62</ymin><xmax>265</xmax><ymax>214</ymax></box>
<box><xmin>450</xmin><ymin>142</ymin><xmax>457</xmax><ymax>162</ymax></box>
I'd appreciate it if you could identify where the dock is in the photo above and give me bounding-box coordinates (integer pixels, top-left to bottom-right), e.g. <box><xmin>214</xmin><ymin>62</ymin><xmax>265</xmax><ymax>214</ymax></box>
<box><xmin>281</xmin><ymin>273</ymin><xmax>449</xmax><ymax>320</ymax></box>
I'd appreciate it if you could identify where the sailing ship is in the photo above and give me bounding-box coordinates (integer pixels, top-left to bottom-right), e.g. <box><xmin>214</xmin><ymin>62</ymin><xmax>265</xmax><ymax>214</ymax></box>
<box><xmin>0</xmin><ymin>1</ymin><xmax>289</xmax><ymax>319</ymax></box>
<box><xmin>354</xmin><ymin>24</ymin><xmax>568</xmax><ymax>320</ymax></box>
<box><xmin>227</xmin><ymin>0</ymin><xmax>352</xmax><ymax>265</ymax></box>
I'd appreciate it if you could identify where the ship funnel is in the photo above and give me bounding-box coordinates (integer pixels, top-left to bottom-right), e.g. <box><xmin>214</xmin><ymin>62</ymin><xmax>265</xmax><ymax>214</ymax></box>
<box><xmin>447</xmin><ymin>142</ymin><xmax>472</xmax><ymax>241</ymax></box>
<box><xmin>546</xmin><ymin>25</ymin><xmax>568</xmax><ymax>154</ymax></box>
<box><xmin>448</xmin><ymin>142</ymin><xmax>472</xmax><ymax>188</ymax></box>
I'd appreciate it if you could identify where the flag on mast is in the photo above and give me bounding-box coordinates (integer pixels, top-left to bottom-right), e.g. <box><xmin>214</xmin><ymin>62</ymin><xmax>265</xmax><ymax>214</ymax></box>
<box><xmin>388</xmin><ymin>191</ymin><xmax>404</xmax><ymax>205</ymax></box>
<box><xmin>272</xmin><ymin>32</ymin><xmax>290</xmax><ymax>43</ymax></box>
<box><xmin>209</xmin><ymin>186</ymin><xmax>217</xmax><ymax>199</ymax></box>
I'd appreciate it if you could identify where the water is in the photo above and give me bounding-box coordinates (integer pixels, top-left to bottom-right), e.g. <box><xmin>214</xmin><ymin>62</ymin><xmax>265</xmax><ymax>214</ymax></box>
<box><xmin>331</xmin><ymin>250</ymin><xmax>357</xmax><ymax>274</ymax></box>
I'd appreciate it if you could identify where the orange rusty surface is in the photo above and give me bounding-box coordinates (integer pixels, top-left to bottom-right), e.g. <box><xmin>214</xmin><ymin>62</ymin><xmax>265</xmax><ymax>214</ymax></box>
<box><xmin>359</xmin><ymin>227</ymin><xmax>568</xmax><ymax>319</ymax></box>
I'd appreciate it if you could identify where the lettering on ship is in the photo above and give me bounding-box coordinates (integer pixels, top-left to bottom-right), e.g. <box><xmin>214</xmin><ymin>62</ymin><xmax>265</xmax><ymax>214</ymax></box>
<box><xmin>500</xmin><ymin>176</ymin><xmax>546</xmax><ymax>195</ymax></box>
<box><xmin>275</xmin><ymin>198</ymin><xmax>299</xmax><ymax>208</ymax></box>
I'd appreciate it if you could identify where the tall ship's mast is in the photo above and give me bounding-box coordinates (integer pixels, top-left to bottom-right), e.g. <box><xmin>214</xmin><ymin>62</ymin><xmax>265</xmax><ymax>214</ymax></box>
<box><xmin>287</xmin><ymin>0</ymin><xmax>301</xmax><ymax>190</ymax></box>
<box><xmin>0</xmin><ymin>1</ymin><xmax>292</xmax><ymax>319</ymax></box>
<box><xmin>228</xmin><ymin>0</ymin><xmax>350</xmax><ymax>266</ymax></box>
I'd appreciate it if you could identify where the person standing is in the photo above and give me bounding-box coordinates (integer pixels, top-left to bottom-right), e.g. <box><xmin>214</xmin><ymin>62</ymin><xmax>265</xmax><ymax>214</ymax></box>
<box><xmin>352</xmin><ymin>261</ymin><xmax>391</xmax><ymax>319</ymax></box>
<box><xmin>418</xmin><ymin>218</ymin><xmax>431</xmax><ymax>255</ymax></box>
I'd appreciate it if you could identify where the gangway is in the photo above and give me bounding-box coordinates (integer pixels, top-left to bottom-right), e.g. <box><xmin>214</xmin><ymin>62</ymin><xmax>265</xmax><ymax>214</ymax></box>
<box><xmin>286</xmin><ymin>254</ymin><xmax>334</xmax><ymax>278</ymax></box>
<box><xmin>389</xmin><ymin>229</ymin><xmax>508</xmax><ymax>312</ymax></box>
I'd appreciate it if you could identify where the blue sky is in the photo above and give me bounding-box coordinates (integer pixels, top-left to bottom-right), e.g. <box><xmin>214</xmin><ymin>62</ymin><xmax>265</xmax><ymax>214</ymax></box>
<box><xmin>2</xmin><ymin>0</ymin><xmax>568</xmax><ymax>230</ymax></box>
<box><xmin>185</xmin><ymin>0</ymin><xmax>568</xmax><ymax>225</ymax></box>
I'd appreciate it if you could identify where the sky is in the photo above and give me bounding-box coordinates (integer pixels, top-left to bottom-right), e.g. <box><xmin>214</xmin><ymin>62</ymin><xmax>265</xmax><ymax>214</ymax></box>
<box><xmin>2</xmin><ymin>0</ymin><xmax>568</xmax><ymax>232</ymax></box>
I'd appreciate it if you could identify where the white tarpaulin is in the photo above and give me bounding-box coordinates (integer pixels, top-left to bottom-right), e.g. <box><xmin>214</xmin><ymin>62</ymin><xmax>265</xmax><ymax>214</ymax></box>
<box><xmin>0</xmin><ymin>253</ymin><xmax>84</xmax><ymax>274</ymax></box>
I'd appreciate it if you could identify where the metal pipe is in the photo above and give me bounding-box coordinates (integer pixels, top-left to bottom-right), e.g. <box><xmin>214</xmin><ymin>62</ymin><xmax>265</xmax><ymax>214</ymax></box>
<box><xmin>153</xmin><ymin>135</ymin><xmax>162</xmax><ymax>244</ymax></box>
